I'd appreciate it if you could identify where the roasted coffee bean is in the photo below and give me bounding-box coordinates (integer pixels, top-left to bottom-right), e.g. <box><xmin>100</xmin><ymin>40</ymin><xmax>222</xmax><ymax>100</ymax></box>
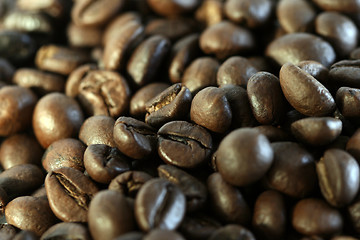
<box><xmin>130</xmin><ymin>82</ymin><xmax>170</xmax><ymax>118</ymax></box>
<box><xmin>84</xmin><ymin>144</ymin><xmax>131</xmax><ymax>184</ymax></box>
<box><xmin>312</xmin><ymin>0</ymin><xmax>360</xmax><ymax>13</ymax></box>
<box><xmin>292</xmin><ymin>198</ymin><xmax>343</xmax><ymax>238</ymax></box>
<box><xmin>297</xmin><ymin>60</ymin><xmax>329</xmax><ymax>85</ymax></box>
<box><xmin>13</xmin><ymin>230</ymin><xmax>38</xmax><ymax>240</ymax></box>
<box><xmin>40</xmin><ymin>222</ymin><xmax>91</xmax><ymax>240</ymax></box>
<box><xmin>217</xmin><ymin>56</ymin><xmax>258</xmax><ymax>88</ymax></box>
<box><xmin>336</xmin><ymin>87</ymin><xmax>360</xmax><ymax>120</ymax></box>
<box><xmin>169</xmin><ymin>34</ymin><xmax>200</xmax><ymax>84</ymax></box>
<box><xmin>45</xmin><ymin>167</ymin><xmax>99</xmax><ymax>222</ymax></box>
<box><xmin>0</xmin><ymin>86</ymin><xmax>37</xmax><ymax>136</ymax></box>
<box><xmin>146</xmin><ymin>0</ymin><xmax>200</xmax><ymax>16</ymax></box>
<box><xmin>0</xmin><ymin>31</ymin><xmax>36</xmax><ymax>64</ymax></box>
<box><xmin>195</xmin><ymin>0</ymin><xmax>224</xmax><ymax>27</ymax></box>
<box><xmin>254</xmin><ymin>125</ymin><xmax>291</xmax><ymax>142</ymax></box>
<box><xmin>200</xmin><ymin>21</ymin><xmax>254</xmax><ymax>59</ymax></box>
<box><xmin>108</xmin><ymin>171</ymin><xmax>152</xmax><ymax>198</ymax></box>
<box><xmin>5</xmin><ymin>196</ymin><xmax>58</xmax><ymax>236</ymax></box>
<box><xmin>33</xmin><ymin>92</ymin><xmax>84</xmax><ymax>148</ymax></box>
<box><xmin>247</xmin><ymin>72</ymin><xmax>287</xmax><ymax>125</ymax></box>
<box><xmin>114</xmin><ymin>117</ymin><xmax>156</xmax><ymax>160</ymax></box>
<box><xmin>224</xmin><ymin>0</ymin><xmax>272</xmax><ymax>28</ymax></box>
<box><xmin>71</xmin><ymin>0</ymin><xmax>125</xmax><ymax>27</ymax></box>
<box><xmin>88</xmin><ymin>190</ymin><xmax>135</xmax><ymax>240</ymax></box>
<box><xmin>35</xmin><ymin>45</ymin><xmax>90</xmax><ymax>75</ymax></box>
<box><xmin>16</xmin><ymin>0</ymin><xmax>68</xmax><ymax>18</ymax></box>
<box><xmin>65</xmin><ymin>64</ymin><xmax>98</xmax><ymax>98</ymax></box>
<box><xmin>216</xmin><ymin>128</ymin><xmax>273</xmax><ymax>186</ymax></box>
<box><xmin>317</xmin><ymin>149</ymin><xmax>360</xmax><ymax>207</ymax></box>
<box><xmin>346</xmin><ymin>129</ymin><xmax>360</xmax><ymax>162</ymax></box>
<box><xmin>0</xmin><ymin>133</ymin><xmax>43</xmax><ymax>170</ymax></box>
<box><xmin>145</xmin><ymin>83</ymin><xmax>192</xmax><ymax>128</ymax></box>
<box><xmin>143</xmin><ymin>229</ymin><xmax>185</xmax><ymax>240</ymax></box>
<box><xmin>252</xmin><ymin>190</ymin><xmax>286</xmax><ymax>240</ymax></box>
<box><xmin>265</xmin><ymin>142</ymin><xmax>317</xmax><ymax>198</ymax></box>
<box><xmin>179</xmin><ymin>214</ymin><xmax>221</xmax><ymax>240</ymax></box>
<box><xmin>42</xmin><ymin>138</ymin><xmax>86</xmax><ymax>172</ymax></box>
<box><xmin>266</xmin><ymin>33</ymin><xmax>336</xmax><ymax>67</ymax></box>
<box><xmin>182</xmin><ymin>57</ymin><xmax>219</xmax><ymax>94</ymax></box>
<box><xmin>348</xmin><ymin>194</ymin><xmax>360</xmax><ymax>233</ymax></box>
<box><xmin>190</xmin><ymin>87</ymin><xmax>232</xmax><ymax>133</ymax></box>
<box><xmin>135</xmin><ymin>178</ymin><xmax>186</xmax><ymax>231</ymax></box>
<box><xmin>77</xmin><ymin>70</ymin><xmax>131</xmax><ymax>117</ymax></box>
<box><xmin>207</xmin><ymin>172</ymin><xmax>251</xmax><ymax>225</ymax></box>
<box><xmin>67</xmin><ymin>23</ymin><xmax>103</xmax><ymax>48</ymax></box>
<box><xmin>158</xmin><ymin>165</ymin><xmax>207</xmax><ymax>212</ymax></box>
<box><xmin>329</xmin><ymin>60</ymin><xmax>360</xmax><ymax>88</ymax></box>
<box><xmin>79</xmin><ymin>115</ymin><xmax>116</xmax><ymax>147</ymax></box>
<box><xmin>113</xmin><ymin>232</ymin><xmax>144</xmax><ymax>240</ymax></box>
<box><xmin>279</xmin><ymin>63</ymin><xmax>336</xmax><ymax>116</ymax></box>
<box><xmin>209</xmin><ymin>225</ymin><xmax>256</xmax><ymax>240</ymax></box>
<box><xmin>0</xmin><ymin>223</ymin><xmax>17</xmax><ymax>237</ymax></box>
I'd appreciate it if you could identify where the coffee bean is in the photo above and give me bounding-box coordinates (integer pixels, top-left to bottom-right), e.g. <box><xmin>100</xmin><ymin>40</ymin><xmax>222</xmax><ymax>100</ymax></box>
<box><xmin>79</xmin><ymin>115</ymin><xmax>116</xmax><ymax>147</ymax></box>
<box><xmin>329</xmin><ymin>60</ymin><xmax>360</xmax><ymax>88</ymax></box>
<box><xmin>254</xmin><ymin>125</ymin><xmax>291</xmax><ymax>142</ymax></box>
<box><xmin>190</xmin><ymin>87</ymin><xmax>232</xmax><ymax>133</ymax></box>
<box><xmin>0</xmin><ymin>31</ymin><xmax>36</xmax><ymax>64</ymax></box>
<box><xmin>88</xmin><ymin>190</ymin><xmax>135</xmax><ymax>240</ymax></box>
<box><xmin>84</xmin><ymin>144</ymin><xmax>131</xmax><ymax>184</ymax></box>
<box><xmin>17</xmin><ymin>0</ymin><xmax>68</xmax><ymax>18</ymax></box>
<box><xmin>113</xmin><ymin>232</ymin><xmax>144</xmax><ymax>240</ymax></box>
<box><xmin>67</xmin><ymin>23</ymin><xmax>103</xmax><ymax>48</ymax></box>
<box><xmin>108</xmin><ymin>171</ymin><xmax>152</xmax><ymax>198</ymax></box>
<box><xmin>312</xmin><ymin>0</ymin><xmax>360</xmax><ymax>13</ymax></box>
<box><xmin>195</xmin><ymin>0</ymin><xmax>224</xmax><ymax>27</ymax></box>
<box><xmin>346</xmin><ymin>129</ymin><xmax>360</xmax><ymax>162</ymax></box>
<box><xmin>135</xmin><ymin>178</ymin><xmax>186</xmax><ymax>231</ymax></box>
<box><xmin>348</xmin><ymin>194</ymin><xmax>360</xmax><ymax>233</ymax></box>
<box><xmin>279</xmin><ymin>63</ymin><xmax>336</xmax><ymax>116</ymax></box>
<box><xmin>143</xmin><ymin>229</ymin><xmax>185</xmax><ymax>240</ymax></box>
<box><xmin>40</xmin><ymin>222</ymin><xmax>91</xmax><ymax>240</ymax></box>
<box><xmin>13</xmin><ymin>230</ymin><xmax>38</xmax><ymax>240</ymax></box>
<box><xmin>33</xmin><ymin>92</ymin><xmax>84</xmax><ymax>148</ymax></box>
<box><xmin>45</xmin><ymin>167</ymin><xmax>99</xmax><ymax>222</ymax></box>
<box><xmin>179</xmin><ymin>214</ymin><xmax>221</xmax><ymax>240</ymax></box>
<box><xmin>146</xmin><ymin>0</ymin><xmax>199</xmax><ymax>17</ymax></box>
<box><xmin>65</xmin><ymin>64</ymin><xmax>98</xmax><ymax>98</ymax></box>
<box><xmin>0</xmin><ymin>58</ymin><xmax>14</xmax><ymax>83</ymax></box>
<box><xmin>216</xmin><ymin>128</ymin><xmax>273</xmax><ymax>186</ymax></box>
<box><xmin>297</xmin><ymin>60</ymin><xmax>329</xmax><ymax>85</ymax></box>
<box><xmin>209</xmin><ymin>225</ymin><xmax>256</xmax><ymax>240</ymax></box>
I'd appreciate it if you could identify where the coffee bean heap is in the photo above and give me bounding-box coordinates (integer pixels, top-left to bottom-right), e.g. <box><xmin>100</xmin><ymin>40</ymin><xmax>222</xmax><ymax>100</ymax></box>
<box><xmin>1</xmin><ymin>0</ymin><xmax>360</xmax><ymax>239</ymax></box>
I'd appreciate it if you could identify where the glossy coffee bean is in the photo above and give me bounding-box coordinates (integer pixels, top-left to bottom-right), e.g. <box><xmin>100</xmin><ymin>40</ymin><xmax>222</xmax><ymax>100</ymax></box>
<box><xmin>114</xmin><ymin>117</ymin><xmax>156</xmax><ymax>160</ymax></box>
<box><xmin>0</xmin><ymin>86</ymin><xmax>37</xmax><ymax>136</ymax></box>
<box><xmin>157</xmin><ymin>121</ymin><xmax>212</xmax><ymax>168</ymax></box>
<box><xmin>88</xmin><ymin>190</ymin><xmax>135</xmax><ymax>240</ymax></box>
<box><xmin>146</xmin><ymin>0</ymin><xmax>199</xmax><ymax>16</ymax></box>
<box><xmin>312</xmin><ymin>0</ymin><xmax>360</xmax><ymax>13</ymax></box>
<box><xmin>135</xmin><ymin>178</ymin><xmax>186</xmax><ymax>231</ymax></box>
<box><xmin>84</xmin><ymin>144</ymin><xmax>131</xmax><ymax>184</ymax></box>
<box><xmin>65</xmin><ymin>64</ymin><xmax>98</xmax><ymax>98</ymax></box>
<box><xmin>317</xmin><ymin>149</ymin><xmax>359</xmax><ymax>207</ymax></box>
<box><xmin>108</xmin><ymin>171</ymin><xmax>152</xmax><ymax>198</ymax></box>
<box><xmin>297</xmin><ymin>60</ymin><xmax>329</xmax><ymax>85</ymax></box>
<box><xmin>42</xmin><ymin>138</ymin><xmax>86</xmax><ymax>172</ymax></box>
<box><xmin>207</xmin><ymin>172</ymin><xmax>251</xmax><ymax>225</ymax></box>
<box><xmin>79</xmin><ymin>115</ymin><xmax>116</xmax><ymax>147</ymax></box>
<box><xmin>158</xmin><ymin>165</ymin><xmax>207</xmax><ymax>212</ymax></box>
<box><xmin>195</xmin><ymin>0</ymin><xmax>224</xmax><ymax>27</ymax></box>
<box><xmin>209</xmin><ymin>225</ymin><xmax>255</xmax><ymax>240</ymax></box>
<box><xmin>329</xmin><ymin>60</ymin><xmax>360</xmax><ymax>88</ymax></box>
<box><xmin>200</xmin><ymin>21</ymin><xmax>254</xmax><ymax>59</ymax></box>
<box><xmin>144</xmin><ymin>229</ymin><xmax>185</xmax><ymax>240</ymax></box>
<box><xmin>33</xmin><ymin>93</ymin><xmax>84</xmax><ymax>148</ymax></box>
<box><xmin>0</xmin><ymin>31</ymin><xmax>36</xmax><ymax>64</ymax></box>
<box><xmin>5</xmin><ymin>196</ymin><xmax>57</xmax><ymax>236</ymax></box>
<box><xmin>336</xmin><ymin>87</ymin><xmax>360</xmax><ymax>119</ymax></box>
<box><xmin>40</xmin><ymin>222</ymin><xmax>91</xmax><ymax>240</ymax></box>
<box><xmin>279</xmin><ymin>63</ymin><xmax>336</xmax><ymax>116</ymax></box>
<box><xmin>292</xmin><ymin>198</ymin><xmax>343</xmax><ymax>238</ymax></box>
<box><xmin>190</xmin><ymin>87</ymin><xmax>232</xmax><ymax>133</ymax></box>
<box><xmin>145</xmin><ymin>83</ymin><xmax>192</xmax><ymax>128</ymax></box>
<box><xmin>67</xmin><ymin>23</ymin><xmax>103</xmax><ymax>48</ymax></box>
<box><xmin>265</xmin><ymin>142</ymin><xmax>317</xmax><ymax>198</ymax></box>
<box><xmin>0</xmin><ymin>133</ymin><xmax>43</xmax><ymax>170</ymax></box>
<box><xmin>179</xmin><ymin>214</ymin><xmax>221</xmax><ymax>240</ymax></box>
<box><xmin>45</xmin><ymin>167</ymin><xmax>99</xmax><ymax>222</ymax></box>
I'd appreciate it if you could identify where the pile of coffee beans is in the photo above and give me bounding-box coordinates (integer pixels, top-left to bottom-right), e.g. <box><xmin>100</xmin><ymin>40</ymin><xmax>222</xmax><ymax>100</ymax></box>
<box><xmin>1</xmin><ymin>0</ymin><xmax>360</xmax><ymax>239</ymax></box>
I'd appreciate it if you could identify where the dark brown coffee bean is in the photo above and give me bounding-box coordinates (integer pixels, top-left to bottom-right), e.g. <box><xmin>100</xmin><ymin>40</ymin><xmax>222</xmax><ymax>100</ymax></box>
<box><xmin>33</xmin><ymin>92</ymin><xmax>84</xmax><ymax>148</ymax></box>
<box><xmin>41</xmin><ymin>222</ymin><xmax>91</xmax><ymax>240</ymax></box>
<box><xmin>72</xmin><ymin>0</ymin><xmax>125</xmax><ymax>27</ymax></box>
<box><xmin>114</xmin><ymin>117</ymin><xmax>156</xmax><ymax>160</ymax></box>
<box><xmin>252</xmin><ymin>190</ymin><xmax>286</xmax><ymax>240</ymax></box>
<box><xmin>217</xmin><ymin>56</ymin><xmax>258</xmax><ymax>88</ymax></box>
<box><xmin>146</xmin><ymin>0</ymin><xmax>199</xmax><ymax>16</ymax></box>
<box><xmin>144</xmin><ymin>229</ymin><xmax>185</xmax><ymax>240</ymax></box>
<box><xmin>77</xmin><ymin>70</ymin><xmax>131</xmax><ymax>117</ymax></box>
<box><xmin>79</xmin><ymin>115</ymin><xmax>116</xmax><ymax>147</ymax></box>
<box><xmin>346</xmin><ymin>129</ymin><xmax>360</xmax><ymax>162</ymax></box>
<box><xmin>88</xmin><ymin>190</ymin><xmax>135</xmax><ymax>240</ymax></box>
<box><xmin>0</xmin><ymin>58</ymin><xmax>14</xmax><ymax>84</ymax></box>
<box><xmin>312</xmin><ymin>0</ymin><xmax>360</xmax><ymax>13</ymax></box>
<box><xmin>216</xmin><ymin>128</ymin><xmax>273</xmax><ymax>186</ymax></box>
<box><xmin>279</xmin><ymin>63</ymin><xmax>336</xmax><ymax>116</ymax></box>
<box><xmin>0</xmin><ymin>31</ymin><xmax>36</xmax><ymax>64</ymax></box>
<box><xmin>0</xmin><ymin>133</ymin><xmax>43</xmax><ymax>170</ymax></box>
<box><xmin>195</xmin><ymin>0</ymin><xmax>224</xmax><ymax>27</ymax></box>
<box><xmin>0</xmin><ymin>86</ymin><xmax>37</xmax><ymax>137</ymax></box>
<box><xmin>317</xmin><ymin>149</ymin><xmax>359</xmax><ymax>207</ymax></box>
<box><xmin>108</xmin><ymin>171</ymin><xmax>152</xmax><ymax>198</ymax></box>
<box><xmin>200</xmin><ymin>21</ymin><xmax>254</xmax><ymax>59</ymax></box>
<box><xmin>5</xmin><ymin>196</ymin><xmax>57</xmax><ymax>236</ymax></box>
<box><xmin>45</xmin><ymin>167</ymin><xmax>99</xmax><ymax>222</ymax></box>
<box><xmin>42</xmin><ymin>138</ymin><xmax>86</xmax><ymax>172</ymax></box>
<box><xmin>84</xmin><ymin>144</ymin><xmax>131</xmax><ymax>184</ymax></box>
<box><xmin>265</xmin><ymin>142</ymin><xmax>317</xmax><ymax>198</ymax></box>
<box><xmin>17</xmin><ymin>0</ymin><xmax>68</xmax><ymax>18</ymax></box>
<box><xmin>135</xmin><ymin>178</ymin><xmax>186</xmax><ymax>231</ymax></box>
<box><xmin>207</xmin><ymin>172</ymin><xmax>251</xmax><ymax>225</ymax></box>
<box><xmin>190</xmin><ymin>87</ymin><xmax>232</xmax><ymax>133</ymax></box>
<box><xmin>13</xmin><ymin>230</ymin><xmax>38</xmax><ymax>240</ymax></box>
<box><xmin>247</xmin><ymin>72</ymin><xmax>287</xmax><ymax>125</ymax></box>
<box><xmin>179</xmin><ymin>214</ymin><xmax>221</xmax><ymax>240</ymax></box>
<box><xmin>169</xmin><ymin>34</ymin><xmax>200</xmax><ymax>84</ymax></box>
<box><xmin>292</xmin><ymin>198</ymin><xmax>343</xmax><ymax>238</ymax></box>
<box><xmin>65</xmin><ymin>64</ymin><xmax>98</xmax><ymax>98</ymax></box>
<box><xmin>35</xmin><ymin>45</ymin><xmax>90</xmax><ymax>75</ymax></box>
<box><xmin>145</xmin><ymin>83</ymin><xmax>192</xmax><ymax>128</ymax></box>
<box><xmin>182</xmin><ymin>57</ymin><xmax>219</xmax><ymax>94</ymax></box>
<box><xmin>336</xmin><ymin>87</ymin><xmax>360</xmax><ymax>121</ymax></box>
<box><xmin>224</xmin><ymin>0</ymin><xmax>272</xmax><ymax>28</ymax></box>
<box><xmin>127</xmin><ymin>35</ymin><xmax>171</xmax><ymax>87</ymax></box>
<box><xmin>130</xmin><ymin>82</ymin><xmax>170</xmax><ymax>118</ymax></box>
<box><xmin>254</xmin><ymin>125</ymin><xmax>291</xmax><ymax>142</ymax></box>
<box><xmin>158</xmin><ymin>165</ymin><xmax>207</xmax><ymax>212</ymax></box>
<box><xmin>209</xmin><ymin>225</ymin><xmax>255</xmax><ymax>240</ymax></box>
<box><xmin>329</xmin><ymin>60</ymin><xmax>360</xmax><ymax>88</ymax></box>
<box><xmin>266</xmin><ymin>33</ymin><xmax>336</xmax><ymax>67</ymax></box>
<box><xmin>67</xmin><ymin>23</ymin><xmax>103</xmax><ymax>48</ymax></box>
<box><xmin>297</xmin><ymin>60</ymin><xmax>329</xmax><ymax>85</ymax></box>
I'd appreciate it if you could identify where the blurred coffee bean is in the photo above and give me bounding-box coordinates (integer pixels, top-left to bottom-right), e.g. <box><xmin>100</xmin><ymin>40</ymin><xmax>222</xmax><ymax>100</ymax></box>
<box><xmin>108</xmin><ymin>171</ymin><xmax>152</xmax><ymax>198</ymax></box>
<box><xmin>79</xmin><ymin>115</ymin><xmax>116</xmax><ymax>147</ymax></box>
<box><xmin>0</xmin><ymin>58</ymin><xmax>14</xmax><ymax>83</ymax></box>
<box><xmin>143</xmin><ymin>229</ymin><xmax>185</xmax><ymax>240</ymax></box>
<box><xmin>195</xmin><ymin>0</ymin><xmax>224</xmax><ymax>27</ymax></box>
<box><xmin>209</xmin><ymin>224</ymin><xmax>255</xmax><ymax>240</ymax></box>
<box><xmin>67</xmin><ymin>23</ymin><xmax>102</xmax><ymax>48</ymax></box>
<box><xmin>297</xmin><ymin>60</ymin><xmax>329</xmax><ymax>85</ymax></box>
<box><xmin>146</xmin><ymin>0</ymin><xmax>200</xmax><ymax>16</ymax></box>
<box><xmin>17</xmin><ymin>0</ymin><xmax>69</xmax><ymax>18</ymax></box>
<box><xmin>346</xmin><ymin>129</ymin><xmax>360</xmax><ymax>162</ymax></box>
<box><xmin>179</xmin><ymin>214</ymin><xmax>221</xmax><ymax>240</ymax></box>
<box><xmin>13</xmin><ymin>230</ymin><xmax>38</xmax><ymax>240</ymax></box>
<box><xmin>330</xmin><ymin>60</ymin><xmax>360</xmax><ymax>89</ymax></box>
<box><xmin>312</xmin><ymin>0</ymin><xmax>360</xmax><ymax>13</ymax></box>
<box><xmin>40</xmin><ymin>222</ymin><xmax>91</xmax><ymax>240</ymax></box>
<box><xmin>112</xmin><ymin>232</ymin><xmax>144</xmax><ymax>240</ymax></box>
